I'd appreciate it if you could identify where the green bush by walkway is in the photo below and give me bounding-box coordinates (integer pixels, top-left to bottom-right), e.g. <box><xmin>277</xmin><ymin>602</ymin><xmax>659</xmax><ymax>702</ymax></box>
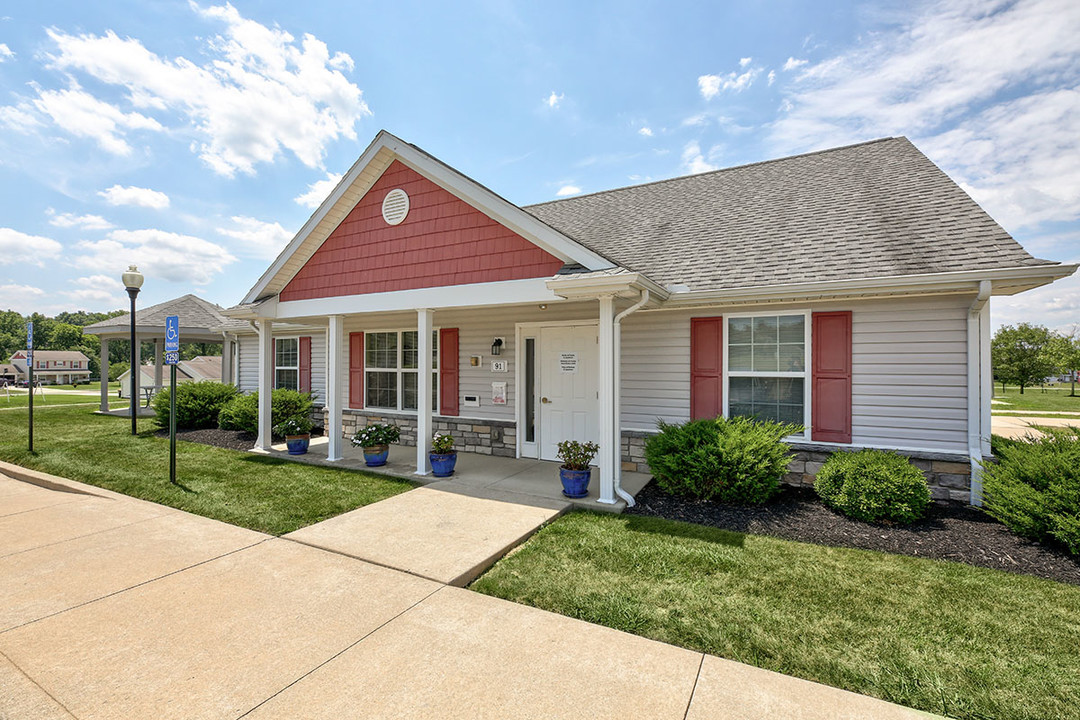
<box><xmin>152</xmin><ymin>381</ymin><xmax>238</xmax><ymax>430</ymax></box>
<box><xmin>0</xmin><ymin>404</ymin><xmax>410</xmax><ymax>535</ymax></box>
<box><xmin>814</xmin><ymin>449</ymin><xmax>931</xmax><ymax>525</ymax></box>
<box><xmin>218</xmin><ymin>389</ymin><xmax>314</xmax><ymax>435</ymax></box>
<box><xmin>644</xmin><ymin>417</ymin><xmax>799</xmax><ymax>504</ymax></box>
<box><xmin>984</xmin><ymin>427</ymin><xmax>1080</xmax><ymax>555</ymax></box>
<box><xmin>472</xmin><ymin>511</ymin><xmax>1080</xmax><ymax>720</ymax></box>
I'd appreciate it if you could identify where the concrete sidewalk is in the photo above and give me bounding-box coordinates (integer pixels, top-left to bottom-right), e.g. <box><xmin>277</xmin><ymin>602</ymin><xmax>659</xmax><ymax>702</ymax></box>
<box><xmin>0</xmin><ymin>465</ymin><xmax>935</xmax><ymax>719</ymax></box>
<box><xmin>991</xmin><ymin>414</ymin><xmax>1080</xmax><ymax>439</ymax></box>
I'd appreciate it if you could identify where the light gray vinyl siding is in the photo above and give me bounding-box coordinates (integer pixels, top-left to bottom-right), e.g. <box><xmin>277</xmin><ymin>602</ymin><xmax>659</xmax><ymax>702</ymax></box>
<box><xmin>340</xmin><ymin>303</ymin><xmax>598</xmax><ymax>421</ymax></box>
<box><xmin>236</xmin><ymin>330</ymin><xmax>327</xmax><ymax>404</ymax></box>
<box><xmin>619</xmin><ymin>295</ymin><xmax>971</xmax><ymax>454</ymax></box>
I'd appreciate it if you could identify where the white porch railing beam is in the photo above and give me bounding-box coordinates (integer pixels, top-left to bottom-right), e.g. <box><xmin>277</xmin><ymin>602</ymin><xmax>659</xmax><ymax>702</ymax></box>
<box><xmin>597</xmin><ymin>295</ymin><xmax>617</xmax><ymax>504</ymax></box>
<box><xmin>99</xmin><ymin>337</ymin><xmax>110</xmax><ymax>412</ymax></box>
<box><xmin>255</xmin><ymin>319</ymin><xmax>274</xmax><ymax>451</ymax></box>
<box><xmin>154</xmin><ymin>338</ymin><xmax>163</xmax><ymax>389</ymax></box>
<box><xmin>327</xmin><ymin>315</ymin><xmax>344</xmax><ymax>462</ymax></box>
<box><xmin>416</xmin><ymin>309</ymin><xmax>433</xmax><ymax>476</ymax></box>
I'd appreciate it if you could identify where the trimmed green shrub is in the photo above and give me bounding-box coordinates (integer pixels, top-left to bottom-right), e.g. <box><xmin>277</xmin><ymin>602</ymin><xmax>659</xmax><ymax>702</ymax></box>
<box><xmin>814</xmin><ymin>449</ymin><xmax>931</xmax><ymax>525</ymax></box>
<box><xmin>152</xmin><ymin>381</ymin><xmax>239</xmax><ymax>430</ymax></box>
<box><xmin>644</xmin><ymin>417</ymin><xmax>800</xmax><ymax>504</ymax></box>
<box><xmin>983</xmin><ymin>427</ymin><xmax>1080</xmax><ymax>555</ymax></box>
<box><xmin>217</xmin><ymin>389</ymin><xmax>315</xmax><ymax>436</ymax></box>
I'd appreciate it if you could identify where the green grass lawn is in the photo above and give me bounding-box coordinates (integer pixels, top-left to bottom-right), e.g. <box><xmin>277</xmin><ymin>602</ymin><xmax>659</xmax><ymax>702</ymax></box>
<box><xmin>0</xmin><ymin>392</ymin><xmax>124</xmax><ymax>409</ymax></box>
<box><xmin>993</xmin><ymin>385</ymin><xmax>1080</xmax><ymax>414</ymax></box>
<box><xmin>0</xmin><ymin>404</ymin><xmax>412</xmax><ymax>535</ymax></box>
<box><xmin>472</xmin><ymin>512</ymin><xmax>1080</xmax><ymax>720</ymax></box>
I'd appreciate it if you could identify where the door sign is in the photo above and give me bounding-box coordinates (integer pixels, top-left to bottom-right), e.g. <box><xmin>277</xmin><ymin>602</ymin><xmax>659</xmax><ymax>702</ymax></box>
<box><xmin>559</xmin><ymin>352</ymin><xmax>578</xmax><ymax>374</ymax></box>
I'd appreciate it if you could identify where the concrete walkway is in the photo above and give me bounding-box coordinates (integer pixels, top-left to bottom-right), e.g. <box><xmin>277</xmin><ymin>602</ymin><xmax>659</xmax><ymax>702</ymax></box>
<box><xmin>991</xmin><ymin>414</ymin><xmax>1080</xmax><ymax>439</ymax></box>
<box><xmin>0</xmin><ymin>465</ymin><xmax>935</xmax><ymax>719</ymax></box>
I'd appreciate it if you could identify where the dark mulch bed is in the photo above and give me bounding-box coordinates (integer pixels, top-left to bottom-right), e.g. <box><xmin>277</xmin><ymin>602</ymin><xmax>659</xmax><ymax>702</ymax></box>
<box><xmin>627</xmin><ymin>481</ymin><xmax>1080</xmax><ymax>586</ymax></box>
<box><xmin>154</xmin><ymin>426</ymin><xmax>323</xmax><ymax>452</ymax></box>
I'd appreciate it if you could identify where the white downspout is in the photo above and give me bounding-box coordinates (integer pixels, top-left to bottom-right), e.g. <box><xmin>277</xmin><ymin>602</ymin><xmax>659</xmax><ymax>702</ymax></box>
<box><xmin>612</xmin><ymin>289</ymin><xmax>651</xmax><ymax>507</ymax></box>
<box><xmin>967</xmin><ymin>280</ymin><xmax>991</xmax><ymax>506</ymax></box>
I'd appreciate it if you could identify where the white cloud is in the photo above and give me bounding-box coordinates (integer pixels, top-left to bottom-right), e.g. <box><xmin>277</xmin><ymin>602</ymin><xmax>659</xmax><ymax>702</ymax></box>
<box><xmin>46</xmin><ymin>210</ymin><xmax>114</xmax><ymax>230</ymax></box>
<box><xmin>0</xmin><ymin>228</ymin><xmax>63</xmax><ymax>265</ymax></box>
<box><xmin>38</xmin><ymin>3</ymin><xmax>370</xmax><ymax>176</ymax></box>
<box><xmin>294</xmin><ymin>172</ymin><xmax>342</xmax><ymax>209</ymax></box>
<box><xmin>739</xmin><ymin>57</ymin><xmax>752</xmax><ymax>68</ymax></box>
<box><xmin>75</xmin><ymin>228</ymin><xmax>235</xmax><ymax>285</ymax></box>
<box><xmin>681</xmin><ymin>113</ymin><xmax>708</xmax><ymax>127</ymax></box>
<box><xmin>768</xmin><ymin>70</ymin><xmax>776</xmax><ymax>86</ymax></box>
<box><xmin>783</xmin><ymin>57</ymin><xmax>808</xmax><ymax>71</ymax></box>
<box><xmin>98</xmin><ymin>185</ymin><xmax>170</xmax><ymax>209</ymax></box>
<box><xmin>638</xmin><ymin>126</ymin><xmax>653</xmax><ymax>137</ymax></box>
<box><xmin>62</xmin><ymin>274</ymin><xmax>125</xmax><ymax>304</ymax></box>
<box><xmin>32</xmin><ymin>83</ymin><xmax>163</xmax><ymax>156</ymax></box>
<box><xmin>681</xmin><ymin>141</ymin><xmax>719</xmax><ymax>174</ymax></box>
<box><xmin>769</xmin><ymin>0</ymin><xmax>1080</xmax><ymax>233</ymax></box>
<box><xmin>0</xmin><ymin>284</ymin><xmax>47</xmax><ymax>314</ymax></box>
<box><xmin>0</xmin><ymin>103</ymin><xmax>41</xmax><ymax>132</ymax></box>
<box><xmin>556</xmin><ymin>185</ymin><xmax>581</xmax><ymax>197</ymax></box>
<box><xmin>0</xmin><ymin>44</ymin><xmax>13</xmax><ymax>61</ymax></box>
<box><xmin>216</xmin><ymin>215</ymin><xmax>293</xmax><ymax>260</ymax></box>
<box><xmin>546</xmin><ymin>91</ymin><xmax>564</xmax><ymax>109</ymax></box>
<box><xmin>698</xmin><ymin>66</ymin><xmax>762</xmax><ymax>99</ymax></box>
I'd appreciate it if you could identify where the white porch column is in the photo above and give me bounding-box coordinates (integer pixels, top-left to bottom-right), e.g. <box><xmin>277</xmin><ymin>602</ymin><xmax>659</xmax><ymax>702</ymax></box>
<box><xmin>154</xmin><ymin>338</ymin><xmax>163</xmax><ymax>389</ymax></box>
<box><xmin>99</xmin><ymin>337</ymin><xmax>110</xmax><ymax>412</ymax></box>
<box><xmin>326</xmin><ymin>315</ymin><xmax>344</xmax><ymax>462</ymax></box>
<box><xmin>221</xmin><ymin>335</ymin><xmax>234</xmax><ymax>385</ymax></box>
<box><xmin>597</xmin><ymin>295</ymin><xmax>617</xmax><ymax>504</ymax></box>
<box><xmin>979</xmin><ymin>302</ymin><xmax>992</xmax><ymax>458</ymax></box>
<box><xmin>416</xmin><ymin>308</ymin><xmax>432</xmax><ymax>476</ymax></box>
<box><xmin>132</xmin><ymin>334</ymin><xmax>141</xmax><ymax>406</ymax></box>
<box><xmin>255</xmin><ymin>319</ymin><xmax>274</xmax><ymax>451</ymax></box>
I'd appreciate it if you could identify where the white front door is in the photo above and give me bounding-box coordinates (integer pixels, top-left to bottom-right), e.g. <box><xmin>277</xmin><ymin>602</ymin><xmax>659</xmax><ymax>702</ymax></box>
<box><xmin>539</xmin><ymin>324</ymin><xmax>599</xmax><ymax>461</ymax></box>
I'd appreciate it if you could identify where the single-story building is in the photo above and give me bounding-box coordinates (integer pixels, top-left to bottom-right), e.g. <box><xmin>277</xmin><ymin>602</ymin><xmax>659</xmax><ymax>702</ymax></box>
<box><xmin>222</xmin><ymin>130</ymin><xmax>1076</xmax><ymax>505</ymax></box>
<box><xmin>7</xmin><ymin>350</ymin><xmax>92</xmax><ymax>385</ymax></box>
<box><xmin>118</xmin><ymin>356</ymin><xmax>223</xmax><ymax>399</ymax></box>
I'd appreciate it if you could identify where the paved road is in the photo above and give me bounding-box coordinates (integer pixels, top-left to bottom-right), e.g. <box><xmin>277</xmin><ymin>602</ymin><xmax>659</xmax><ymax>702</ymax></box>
<box><xmin>0</xmin><ymin>463</ymin><xmax>933</xmax><ymax>719</ymax></box>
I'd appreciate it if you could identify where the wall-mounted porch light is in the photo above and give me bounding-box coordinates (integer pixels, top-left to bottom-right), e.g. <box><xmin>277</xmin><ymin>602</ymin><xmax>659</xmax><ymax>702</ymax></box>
<box><xmin>491</xmin><ymin>337</ymin><xmax>504</xmax><ymax>356</ymax></box>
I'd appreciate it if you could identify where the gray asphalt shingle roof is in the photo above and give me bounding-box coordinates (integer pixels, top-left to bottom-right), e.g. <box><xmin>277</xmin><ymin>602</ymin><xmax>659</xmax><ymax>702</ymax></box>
<box><xmin>84</xmin><ymin>294</ymin><xmax>248</xmax><ymax>334</ymax></box>
<box><xmin>525</xmin><ymin>137</ymin><xmax>1054</xmax><ymax>291</ymax></box>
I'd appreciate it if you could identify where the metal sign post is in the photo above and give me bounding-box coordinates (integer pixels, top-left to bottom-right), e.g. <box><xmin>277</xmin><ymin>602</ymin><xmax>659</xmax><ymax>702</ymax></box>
<box><xmin>27</xmin><ymin>322</ymin><xmax>33</xmax><ymax>452</ymax></box>
<box><xmin>165</xmin><ymin>316</ymin><xmax>180</xmax><ymax>485</ymax></box>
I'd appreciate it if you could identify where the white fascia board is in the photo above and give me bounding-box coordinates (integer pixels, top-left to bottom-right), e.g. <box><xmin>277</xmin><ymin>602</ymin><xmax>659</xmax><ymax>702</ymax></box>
<box><xmin>661</xmin><ymin>264</ymin><xmax>1078</xmax><ymax>307</ymax></box>
<box><xmin>242</xmin><ymin>130</ymin><xmax>613</xmax><ymax>305</ymax></box>
<box><xmin>274</xmin><ymin>277</ymin><xmax>562</xmax><ymax>319</ymax></box>
<box><xmin>388</xmin><ymin>140</ymin><xmax>614</xmax><ymax>272</ymax></box>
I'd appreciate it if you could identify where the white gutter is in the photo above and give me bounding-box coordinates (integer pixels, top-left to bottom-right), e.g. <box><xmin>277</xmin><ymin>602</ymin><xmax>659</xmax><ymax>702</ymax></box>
<box><xmin>661</xmin><ymin>264</ymin><xmax>1076</xmax><ymax>307</ymax></box>
<box><xmin>611</xmin><ymin>289</ymin><xmax>651</xmax><ymax>507</ymax></box>
<box><xmin>967</xmin><ymin>280</ymin><xmax>992</xmax><ymax>506</ymax></box>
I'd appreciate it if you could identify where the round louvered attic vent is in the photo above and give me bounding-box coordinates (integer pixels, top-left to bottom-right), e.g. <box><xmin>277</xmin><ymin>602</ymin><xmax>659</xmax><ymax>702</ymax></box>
<box><xmin>381</xmin><ymin>189</ymin><xmax>410</xmax><ymax>225</ymax></box>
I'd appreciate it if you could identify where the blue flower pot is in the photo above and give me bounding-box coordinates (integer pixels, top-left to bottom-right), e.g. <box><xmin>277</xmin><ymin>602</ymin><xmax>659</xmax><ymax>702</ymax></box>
<box><xmin>559</xmin><ymin>467</ymin><xmax>591</xmax><ymax>499</ymax></box>
<box><xmin>285</xmin><ymin>435</ymin><xmax>310</xmax><ymax>455</ymax></box>
<box><xmin>364</xmin><ymin>444</ymin><xmax>390</xmax><ymax>467</ymax></box>
<box><xmin>430</xmin><ymin>452</ymin><xmax>457</xmax><ymax>477</ymax></box>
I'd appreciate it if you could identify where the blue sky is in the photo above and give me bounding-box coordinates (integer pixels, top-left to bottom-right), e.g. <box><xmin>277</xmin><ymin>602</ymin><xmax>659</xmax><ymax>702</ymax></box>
<box><xmin>0</xmin><ymin>0</ymin><xmax>1077</xmax><ymax>330</ymax></box>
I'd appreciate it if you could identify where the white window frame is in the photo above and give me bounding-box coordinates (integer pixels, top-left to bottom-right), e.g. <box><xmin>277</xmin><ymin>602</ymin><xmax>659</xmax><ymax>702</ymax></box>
<box><xmin>363</xmin><ymin>328</ymin><xmax>440</xmax><ymax>414</ymax></box>
<box><xmin>722</xmin><ymin>309</ymin><xmax>812</xmax><ymax>440</ymax></box>
<box><xmin>274</xmin><ymin>336</ymin><xmax>300</xmax><ymax>391</ymax></box>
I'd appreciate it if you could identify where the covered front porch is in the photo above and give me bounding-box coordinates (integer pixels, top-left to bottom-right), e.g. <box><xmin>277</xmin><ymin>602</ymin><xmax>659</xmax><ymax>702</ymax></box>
<box><xmin>259</xmin><ymin>435</ymin><xmax>652</xmax><ymax>512</ymax></box>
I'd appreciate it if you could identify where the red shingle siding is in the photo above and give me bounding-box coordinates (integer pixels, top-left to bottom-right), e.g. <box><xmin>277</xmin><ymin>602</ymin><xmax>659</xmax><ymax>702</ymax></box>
<box><xmin>280</xmin><ymin>161</ymin><xmax>565</xmax><ymax>301</ymax></box>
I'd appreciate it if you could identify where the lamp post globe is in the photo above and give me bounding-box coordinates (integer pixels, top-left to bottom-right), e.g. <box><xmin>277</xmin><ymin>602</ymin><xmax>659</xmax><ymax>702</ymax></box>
<box><xmin>122</xmin><ymin>265</ymin><xmax>144</xmax><ymax>435</ymax></box>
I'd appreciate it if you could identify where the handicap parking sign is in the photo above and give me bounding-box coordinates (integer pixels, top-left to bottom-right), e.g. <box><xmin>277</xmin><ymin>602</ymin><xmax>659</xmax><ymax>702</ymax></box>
<box><xmin>165</xmin><ymin>316</ymin><xmax>180</xmax><ymax>365</ymax></box>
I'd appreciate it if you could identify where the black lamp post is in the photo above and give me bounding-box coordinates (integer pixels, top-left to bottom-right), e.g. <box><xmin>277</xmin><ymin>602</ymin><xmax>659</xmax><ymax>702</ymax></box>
<box><xmin>122</xmin><ymin>265</ymin><xmax>144</xmax><ymax>435</ymax></box>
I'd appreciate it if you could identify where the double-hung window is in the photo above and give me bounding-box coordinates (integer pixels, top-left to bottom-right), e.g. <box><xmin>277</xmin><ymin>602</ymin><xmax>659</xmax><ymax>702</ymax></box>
<box><xmin>366</xmin><ymin>330</ymin><xmax>438</xmax><ymax>412</ymax></box>
<box><xmin>726</xmin><ymin>313</ymin><xmax>809</xmax><ymax>434</ymax></box>
<box><xmin>275</xmin><ymin>338</ymin><xmax>299</xmax><ymax>390</ymax></box>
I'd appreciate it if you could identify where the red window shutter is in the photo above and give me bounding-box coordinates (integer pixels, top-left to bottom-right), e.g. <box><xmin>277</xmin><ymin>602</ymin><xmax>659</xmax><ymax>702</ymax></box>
<box><xmin>812</xmin><ymin>311</ymin><xmax>852</xmax><ymax>443</ymax></box>
<box><xmin>349</xmin><ymin>332</ymin><xmax>364</xmax><ymax>409</ymax></box>
<box><xmin>272</xmin><ymin>339</ymin><xmax>278</xmax><ymax>390</ymax></box>
<box><xmin>298</xmin><ymin>336</ymin><xmax>312</xmax><ymax>394</ymax></box>
<box><xmin>690</xmin><ymin>317</ymin><xmax>723</xmax><ymax>420</ymax></box>
<box><xmin>439</xmin><ymin>328</ymin><xmax>460</xmax><ymax>416</ymax></box>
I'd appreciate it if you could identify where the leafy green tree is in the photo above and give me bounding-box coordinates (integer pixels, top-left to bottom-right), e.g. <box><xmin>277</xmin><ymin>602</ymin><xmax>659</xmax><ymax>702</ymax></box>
<box><xmin>1044</xmin><ymin>329</ymin><xmax>1080</xmax><ymax>397</ymax></box>
<box><xmin>992</xmin><ymin>323</ymin><xmax>1054</xmax><ymax>394</ymax></box>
